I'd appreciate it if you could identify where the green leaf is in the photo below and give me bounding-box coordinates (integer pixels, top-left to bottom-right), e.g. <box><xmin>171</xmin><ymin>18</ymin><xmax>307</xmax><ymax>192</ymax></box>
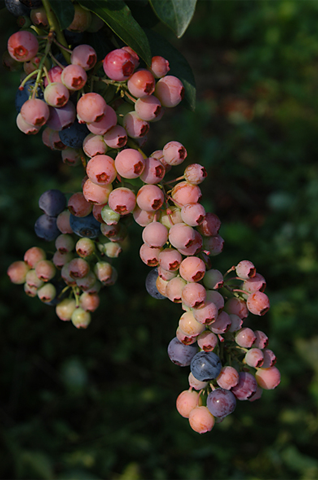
<box><xmin>144</xmin><ymin>28</ymin><xmax>196</xmax><ymax>110</ymax></box>
<box><xmin>78</xmin><ymin>0</ymin><xmax>152</xmax><ymax>65</ymax></box>
<box><xmin>20</xmin><ymin>451</ymin><xmax>53</xmax><ymax>480</ymax></box>
<box><xmin>149</xmin><ymin>0</ymin><xmax>197</xmax><ymax>38</ymax></box>
<box><xmin>49</xmin><ymin>0</ymin><xmax>75</xmax><ymax>31</ymax></box>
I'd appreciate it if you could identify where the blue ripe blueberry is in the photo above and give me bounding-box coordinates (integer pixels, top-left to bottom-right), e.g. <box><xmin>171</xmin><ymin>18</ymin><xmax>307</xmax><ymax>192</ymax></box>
<box><xmin>59</xmin><ymin>120</ymin><xmax>89</xmax><ymax>149</ymax></box>
<box><xmin>145</xmin><ymin>267</ymin><xmax>165</xmax><ymax>300</ymax></box>
<box><xmin>167</xmin><ymin>337</ymin><xmax>197</xmax><ymax>367</ymax></box>
<box><xmin>5</xmin><ymin>0</ymin><xmax>30</xmax><ymax>16</ymax></box>
<box><xmin>207</xmin><ymin>388</ymin><xmax>236</xmax><ymax>418</ymax></box>
<box><xmin>15</xmin><ymin>80</ymin><xmax>44</xmax><ymax>113</ymax></box>
<box><xmin>190</xmin><ymin>351</ymin><xmax>222</xmax><ymax>381</ymax></box>
<box><xmin>35</xmin><ymin>214</ymin><xmax>60</xmax><ymax>241</ymax></box>
<box><xmin>70</xmin><ymin>212</ymin><xmax>101</xmax><ymax>238</ymax></box>
<box><xmin>63</xmin><ymin>30</ymin><xmax>84</xmax><ymax>47</ymax></box>
<box><xmin>39</xmin><ymin>189</ymin><xmax>66</xmax><ymax>217</ymax></box>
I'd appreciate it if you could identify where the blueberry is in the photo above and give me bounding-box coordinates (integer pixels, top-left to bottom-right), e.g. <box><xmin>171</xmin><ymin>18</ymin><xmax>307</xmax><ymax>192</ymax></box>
<box><xmin>167</xmin><ymin>337</ymin><xmax>197</xmax><ymax>367</ymax></box>
<box><xmin>39</xmin><ymin>189</ymin><xmax>66</xmax><ymax>217</ymax></box>
<box><xmin>145</xmin><ymin>267</ymin><xmax>166</xmax><ymax>300</ymax></box>
<box><xmin>5</xmin><ymin>0</ymin><xmax>30</xmax><ymax>16</ymax></box>
<box><xmin>70</xmin><ymin>213</ymin><xmax>101</xmax><ymax>238</ymax></box>
<box><xmin>34</xmin><ymin>214</ymin><xmax>60</xmax><ymax>241</ymax></box>
<box><xmin>59</xmin><ymin>120</ymin><xmax>89</xmax><ymax>149</ymax></box>
<box><xmin>190</xmin><ymin>351</ymin><xmax>222</xmax><ymax>381</ymax></box>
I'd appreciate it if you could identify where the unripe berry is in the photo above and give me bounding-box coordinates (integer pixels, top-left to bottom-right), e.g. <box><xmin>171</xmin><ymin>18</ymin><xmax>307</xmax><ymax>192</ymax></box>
<box><xmin>142</xmin><ymin>222</ymin><xmax>168</xmax><ymax>248</ymax></box>
<box><xmin>87</xmin><ymin>106</ymin><xmax>117</xmax><ymax>135</ymax></box>
<box><xmin>68</xmin><ymin>192</ymin><xmax>92</xmax><ymax>217</ymax></box>
<box><xmin>192</xmin><ymin>301</ymin><xmax>218</xmax><ymax>325</ymax></box>
<box><xmin>56</xmin><ymin>298</ymin><xmax>76</xmax><ymax>321</ymax></box>
<box><xmin>136</xmin><ymin>185</ymin><xmax>164</xmax><ymax>212</ymax></box>
<box><xmin>247</xmin><ymin>292</ymin><xmax>270</xmax><ymax>316</ymax></box>
<box><xmin>86</xmin><ymin>154</ymin><xmax>117</xmax><ymax>186</ymax></box>
<box><xmin>94</xmin><ymin>261</ymin><xmax>112</xmax><ymax>283</ymax></box>
<box><xmin>197</xmin><ymin>212</ymin><xmax>221</xmax><ymax>237</ymax></box>
<box><xmin>16</xmin><ymin>113</ymin><xmax>40</xmax><ymax>135</ymax></box>
<box><xmin>181</xmin><ymin>203</ymin><xmax>205</xmax><ymax>227</ymax></box>
<box><xmin>236</xmin><ymin>260</ymin><xmax>256</xmax><ymax>280</ymax></box>
<box><xmin>71</xmin><ymin>307</ymin><xmax>91</xmax><ymax>328</ymax></box>
<box><xmin>25</xmin><ymin>269</ymin><xmax>44</xmax><ymax>289</ymax></box>
<box><xmin>57</xmin><ymin>210</ymin><xmax>73</xmax><ymax>234</ymax></box>
<box><xmin>171</xmin><ymin>181</ymin><xmax>201</xmax><ymax>207</ymax></box>
<box><xmin>7</xmin><ymin>261</ymin><xmax>30</xmax><ymax>284</ymax></box>
<box><xmin>168</xmin><ymin>223</ymin><xmax>196</xmax><ymax>250</ymax></box>
<box><xmin>224</xmin><ymin>297</ymin><xmax>248</xmax><ymax>319</ymax></box>
<box><xmin>158</xmin><ymin>248</ymin><xmax>182</xmax><ymax>272</ymax></box>
<box><xmin>20</xmin><ymin>98</ymin><xmax>50</xmax><ymax>127</ymax></box>
<box><xmin>217</xmin><ymin>366</ymin><xmax>239</xmax><ymax>390</ymax></box>
<box><xmin>163</xmin><ymin>141</ymin><xmax>187</xmax><ymax>166</ymax></box>
<box><xmin>76</xmin><ymin>237</ymin><xmax>96</xmax><ymax>258</ymax></box>
<box><xmin>140</xmin><ymin>157</ymin><xmax>165</xmax><ymax>184</ymax></box>
<box><xmin>68</xmin><ymin>258</ymin><xmax>90</xmax><ymax>279</ymax></box>
<box><xmin>83</xmin><ymin>179</ymin><xmax>113</xmax><ymax>205</ymax></box>
<box><xmin>155</xmin><ymin>75</ymin><xmax>184</xmax><ymax>108</ymax></box>
<box><xmin>103</xmin><ymin>48</ymin><xmax>135</xmax><ymax>81</ymax></box>
<box><xmin>150</xmin><ymin>56</ymin><xmax>170</xmax><ymax>78</ymax></box>
<box><xmin>77</xmin><ymin>92</ymin><xmax>107</xmax><ymax>123</ymax></box>
<box><xmin>188</xmin><ymin>406</ymin><xmax>214</xmax><ymax>434</ymax></box>
<box><xmin>24</xmin><ymin>246</ymin><xmax>46</xmax><ymax>267</ymax></box>
<box><xmin>184</xmin><ymin>163</ymin><xmax>207</xmax><ymax>185</ymax></box>
<box><xmin>115</xmin><ymin>149</ymin><xmax>145</xmax><ymax>179</ymax></box>
<box><xmin>243</xmin><ymin>273</ymin><xmax>266</xmax><ymax>294</ymax></box>
<box><xmin>35</xmin><ymin>260</ymin><xmax>56</xmax><ymax>282</ymax></box>
<box><xmin>244</xmin><ymin>348</ymin><xmax>264</xmax><ymax>368</ymax></box>
<box><xmin>179</xmin><ymin>256</ymin><xmax>206</xmax><ymax>283</ymax></box>
<box><xmin>108</xmin><ymin>187</ymin><xmax>136</xmax><ymax>215</ymax></box>
<box><xmin>127</xmin><ymin>69</ymin><xmax>155</xmax><ymax>98</ymax></box>
<box><xmin>55</xmin><ymin>234</ymin><xmax>75</xmax><ymax>253</ymax></box>
<box><xmin>103</xmin><ymin>125</ymin><xmax>127</xmax><ymax>149</ymax></box>
<box><xmin>166</xmin><ymin>276</ymin><xmax>187</xmax><ymax>303</ymax></box>
<box><xmin>123</xmin><ymin>111</ymin><xmax>149</xmax><ymax>139</ymax></box>
<box><xmin>8</xmin><ymin>31</ymin><xmax>39</xmax><ymax>62</ymax></box>
<box><xmin>255</xmin><ymin>366</ymin><xmax>281</xmax><ymax>390</ymax></box>
<box><xmin>135</xmin><ymin>96</ymin><xmax>162</xmax><ymax>121</ymax></box>
<box><xmin>188</xmin><ymin>372</ymin><xmax>208</xmax><ymax>391</ymax></box>
<box><xmin>139</xmin><ymin>244</ymin><xmax>161</xmax><ymax>267</ymax></box>
<box><xmin>71</xmin><ymin>44</ymin><xmax>97</xmax><ymax>70</ymax></box>
<box><xmin>182</xmin><ymin>283</ymin><xmax>206</xmax><ymax>309</ymax></box>
<box><xmin>203</xmin><ymin>269</ymin><xmax>224</xmax><ymax>289</ymax></box>
<box><xmin>210</xmin><ymin>311</ymin><xmax>231</xmax><ymax>334</ymax></box>
<box><xmin>235</xmin><ymin>327</ymin><xmax>256</xmax><ymax>348</ymax></box>
<box><xmin>176</xmin><ymin>390</ymin><xmax>201</xmax><ymax>418</ymax></box>
<box><xmin>61</xmin><ymin>64</ymin><xmax>87</xmax><ymax>91</ymax></box>
<box><xmin>79</xmin><ymin>292</ymin><xmax>100</xmax><ymax>312</ymax></box>
<box><xmin>44</xmin><ymin>82</ymin><xmax>69</xmax><ymax>108</ymax></box>
<box><xmin>37</xmin><ymin>283</ymin><xmax>56</xmax><ymax>303</ymax></box>
<box><xmin>179</xmin><ymin>311</ymin><xmax>205</xmax><ymax>337</ymax></box>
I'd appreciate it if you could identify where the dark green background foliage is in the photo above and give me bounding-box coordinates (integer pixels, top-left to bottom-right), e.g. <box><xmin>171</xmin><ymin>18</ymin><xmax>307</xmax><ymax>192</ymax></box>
<box><xmin>1</xmin><ymin>1</ymin><xmax>318</xmax><ymax>478</ymax></box>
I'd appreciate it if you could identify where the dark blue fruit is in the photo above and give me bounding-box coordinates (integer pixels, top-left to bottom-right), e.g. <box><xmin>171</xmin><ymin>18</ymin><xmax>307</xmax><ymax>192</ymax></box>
<box><xmin>34</xmin><ymin>214</ymin><xmax>60</xmax><ymax>241</ymax></box>
<box><xmin>70</xmin><ymin>213</ymin><xmax>101</xmax><ymax>238</ymax></box>
<box><xmin>39</xmin><ymin>189</ymin><xmax>66</xmax><ymax>217</ymax></box>
<box><xmin>167</xmin><ymin>337</ymin><xmax>197</xmax><ymax>367</ymax></box>
<box><xmin>145</xmin><ymin>267</ymin><xmax>166</xmax><ymax>300</ymax></box>
<box><xmin>207</xmin><ymin>389</ymin><xmax>236</xmax><ymax>418</ymax></box>
<box><xmin>190</xmin><ymin>351</ymin><xmax>222</xmax><ymax>381</ymax></box>
<box><xmin>5</xmin><ymin>0</ymin><xmax>30</xmax><ymax>16</ymax></box>
<box><xmin>59</xmin><ymin>120</ymin><xmax>89</xmax><ymax>149</ymax></box>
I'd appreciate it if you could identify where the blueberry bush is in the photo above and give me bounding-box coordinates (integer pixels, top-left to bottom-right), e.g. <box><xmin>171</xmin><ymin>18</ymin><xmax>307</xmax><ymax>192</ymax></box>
<box><xmin>1</xmin><ymin>0</ymin><xmax>317</xmax><ymax>478</ymax></box>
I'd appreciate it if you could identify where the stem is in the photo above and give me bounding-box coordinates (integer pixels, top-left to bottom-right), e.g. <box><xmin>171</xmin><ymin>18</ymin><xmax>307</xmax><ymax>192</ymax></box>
<box><xmin>42</xmin><ymin>0</ymin><xmax>71</xmax><ymax>64</ymax></box>
<box><xmin>163</xmin><ymin>175</ymin><xmax>185</xmax><ymax>186</ymax></box>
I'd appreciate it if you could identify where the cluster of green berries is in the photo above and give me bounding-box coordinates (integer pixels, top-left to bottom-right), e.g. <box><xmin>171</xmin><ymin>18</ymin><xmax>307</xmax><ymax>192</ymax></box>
<box><xmin>5</xmin><ymin>0</ymin><xmax>280</xmax><ymax>434</ymax></box>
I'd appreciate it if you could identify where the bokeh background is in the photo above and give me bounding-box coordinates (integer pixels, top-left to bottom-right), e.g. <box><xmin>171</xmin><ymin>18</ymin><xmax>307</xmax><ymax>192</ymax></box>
<box><xmin>1</xmin><ymin>1</ymin><xmax>318</xmax><ymax>478</ymax></box>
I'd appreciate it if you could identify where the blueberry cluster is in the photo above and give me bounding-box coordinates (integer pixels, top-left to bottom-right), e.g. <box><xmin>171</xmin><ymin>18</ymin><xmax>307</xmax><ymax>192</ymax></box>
<box><xmin>5</xmin><ymin>0</ymin><xmax>280</xmax><ymax>434</ymax></box>
<box><xmin>163</xmin><ymin>259</ymin><xmax>280</xmax><ymax>433</ymax></box>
